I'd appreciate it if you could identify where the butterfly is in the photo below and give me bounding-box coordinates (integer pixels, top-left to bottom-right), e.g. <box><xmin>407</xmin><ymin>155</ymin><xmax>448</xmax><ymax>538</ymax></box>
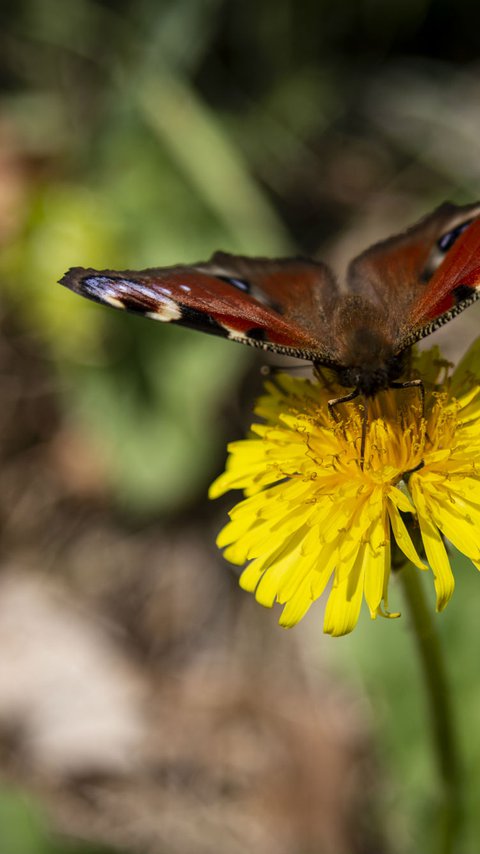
<box><xmin>60</xmin><ymin>201</ymin><xmax>480</xmax><ymax>409</ymax></box>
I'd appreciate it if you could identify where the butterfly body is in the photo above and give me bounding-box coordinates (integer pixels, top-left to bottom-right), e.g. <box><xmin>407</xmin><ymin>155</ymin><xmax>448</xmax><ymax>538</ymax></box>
<box><xmin>60</xmin><ymin>201</ymin><xmax>480</xmax><ymax>400</ymax></box>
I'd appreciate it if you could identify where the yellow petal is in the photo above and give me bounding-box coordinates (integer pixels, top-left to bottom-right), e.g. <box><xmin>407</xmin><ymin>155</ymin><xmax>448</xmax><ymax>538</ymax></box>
<box><xmin>427</xmin><ymin>498</ymin><xmax>480</xmax><ymax>562</ymax></box>
<box><xmin>323</xmin><ymin>547</ymin><xmax>365</xmax><ymax>637</ymax></box>
<box><xmin>412</xmin><ymin>483</ymin><xmax>454</xmax><ymax>611</ymax></box>
<box><xmin>389</xmin><ymin>484</ymin><xmax>416</xmax><ymax>514</ymax></box>
<box><xmin>255</xmin><ymin>547</ymin><xmax>306</xmax><ymax>608</ymax></box>
<box><xmin>279</xmin><ymin>576</ymin><xmax>315</xmax><ymax>627</ymax></box>
<box><xmin>363</xmin><ymin>510</ymin><xmax>390</xmax><ymax>616</ymax></box>
<box><xmin>387</xmin><ymin>503</ymin><xmax>426</xmax><ymax>570</ymax></box>
<box><xmin>239</xmin><ymin>559</ymin><xmax>265</xmax><ymax>593</ymax></box>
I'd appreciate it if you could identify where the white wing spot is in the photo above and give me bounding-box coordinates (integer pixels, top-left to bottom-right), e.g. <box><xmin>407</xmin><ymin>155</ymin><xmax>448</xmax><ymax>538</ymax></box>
<box><xmin>224</xmin><ymin>326</ymin><xmax>247</xmax><ymax>340</ymax></box>
<box><xmin>146</xmin><ymin>298</ymin><xmax>182</xmax><ymax>322</ymax></box>
<box><xmin>180</xmin><ymin>284</ymin><xmax>191</xmax><ymax>292</ymax></box>
<box><xmin>103</xmin><ymin>295</ymin><xmax>126</xmax><ymax>310</ymax></box>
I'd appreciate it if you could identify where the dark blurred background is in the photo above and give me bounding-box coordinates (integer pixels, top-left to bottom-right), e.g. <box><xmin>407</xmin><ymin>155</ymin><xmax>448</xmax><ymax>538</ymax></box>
<box><xmin>1</xmin><ymin>1</ymin><xmax>480</xmax><ymax>853</ymax></box>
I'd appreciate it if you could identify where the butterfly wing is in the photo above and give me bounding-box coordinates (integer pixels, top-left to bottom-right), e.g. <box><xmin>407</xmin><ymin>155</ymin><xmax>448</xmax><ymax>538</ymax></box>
<box><xmin>60</xmin><ymin>202</ymin><xmax>480</xmax><ymax>371</ymax></box>
<box><xmin>60</xmin><ymin>252</ymin><xmax>340</xmax><ymax>363</ymax></box>
<box><xmin>346</xmin><ymin>201</ymin><xmax>480</xmax><ymax>350</ymax></box>
<box><xmin>401</xmin><ymin>216</ymin><xmax>480</xmax><ymax>345</ymax></box>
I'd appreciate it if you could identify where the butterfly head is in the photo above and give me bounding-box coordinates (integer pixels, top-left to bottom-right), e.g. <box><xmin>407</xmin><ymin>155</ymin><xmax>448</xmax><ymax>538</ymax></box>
<box><xmin>335</xmin><ymin>352</ymin><xmax>405</xmax><ymax>397</ymax></box>
<box><xmin>329</xmin><ymin>296</ymin><xmax>403</xmax><ymax>396</ymax></box>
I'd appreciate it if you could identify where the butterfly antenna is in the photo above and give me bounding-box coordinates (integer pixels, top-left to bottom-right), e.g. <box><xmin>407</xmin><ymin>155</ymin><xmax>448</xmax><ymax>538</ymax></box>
<box><xmin>261</xmin><ymin>364</ymin><xmax>312</xmax><ymax>376</ymax></box>
<box><xmin>313</xmin><ymin>363</ymin><xmax>336</xmax><ymax>393</ymax></box>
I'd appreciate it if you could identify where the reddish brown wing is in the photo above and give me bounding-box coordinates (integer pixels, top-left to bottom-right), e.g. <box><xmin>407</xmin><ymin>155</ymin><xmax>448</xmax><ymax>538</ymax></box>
<box><xmin>346</xmin><ymin>201</ymin><xmax>480</xmax><ymax>351</ymax></box>
<box><xmin>60</xmin><ymin>252</ymin><xmax>340</xmax><ymax>363</ymax></box>
<box><xmin>402</xmin><ymin>216</ymin><xmax>480</xmax><ymax>345</ymax></box>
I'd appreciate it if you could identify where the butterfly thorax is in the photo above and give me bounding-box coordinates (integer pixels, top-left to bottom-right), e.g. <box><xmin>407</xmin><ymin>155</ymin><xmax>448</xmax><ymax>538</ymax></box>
<box><xmin>331</xmin><ymin>298</ymin><xmax>404</xmax><ymax>396</ymax></box>
<box><xmin>335</xmin><ymin>353</ymin><xmax>404</xmax><ymax>396</ymax></box>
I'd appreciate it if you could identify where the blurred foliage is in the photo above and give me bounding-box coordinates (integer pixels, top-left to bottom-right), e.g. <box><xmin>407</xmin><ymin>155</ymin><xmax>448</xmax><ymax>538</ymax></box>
<box><xmin>1</xmin><ymin>0</ymin><xmax>480</xmax><ymax>852</ymax></box>
<box><xmin>330</xmin><ymin>548</ymin><xmax>479</xmax><ymax>854</ymax></box>
<box><xmin>0</xmin><ymin>789</ymin><xmax>121</xmax><ymax>854</ymax></box>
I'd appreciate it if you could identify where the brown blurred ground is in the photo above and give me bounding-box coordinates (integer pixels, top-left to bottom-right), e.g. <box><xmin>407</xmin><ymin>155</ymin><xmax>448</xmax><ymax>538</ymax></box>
<box><xmin>0</xmin><ymin>310</ymin><xmax>382</xmax><ymax>854</ymax></box>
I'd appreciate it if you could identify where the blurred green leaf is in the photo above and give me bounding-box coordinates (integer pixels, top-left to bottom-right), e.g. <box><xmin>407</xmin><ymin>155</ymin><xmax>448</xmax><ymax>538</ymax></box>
<box><xmin>0</xmin><ymin>791</ymin><xmax>51</xmax><ymax>854</ymax></box>
<box><xmin>0</xmin><ymin>789</ymin><xmax>122</xmax><ymax>854</ymax></box>
<box><xmin>133</xmin><ymin>70</ymin><xmax>293</xmax><ymax>254</ymax></box>
<box><xmin>67</xmin><ymin>317</ymin><xmax>251</xmax><ymax>515</ymax></box>
<box><xmin>330</xmin><ymin>549</ymin><xmax>480</xmax><ymax>854</ymax></box>
<box><xmin>1</xmin><ymin>184</ymin><xmax>118</xmax><ymax>358</ymax></box>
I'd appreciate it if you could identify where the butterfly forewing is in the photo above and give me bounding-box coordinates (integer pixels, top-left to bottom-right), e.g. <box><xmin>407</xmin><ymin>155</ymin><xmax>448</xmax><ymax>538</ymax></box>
<box><xmin>402</xmin><ymin>215</ymin><xmax>480</xmax><ymax>344</ymax></box>
<box><xmin>346</xmin><ymin>202</ymin><xmax>480</xmax><ymax>351</ymax></box>
<box><xmin>60</xmin><ymin>253</ymin><xmax>340</xmax><ymax>363</ymax></box>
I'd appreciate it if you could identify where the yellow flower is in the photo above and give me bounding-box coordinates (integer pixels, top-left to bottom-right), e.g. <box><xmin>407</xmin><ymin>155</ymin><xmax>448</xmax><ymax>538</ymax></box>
<box><xmin>209</xmin><ymin>339</ymin><xmax>480</xmax><ymax>636</ymax></box>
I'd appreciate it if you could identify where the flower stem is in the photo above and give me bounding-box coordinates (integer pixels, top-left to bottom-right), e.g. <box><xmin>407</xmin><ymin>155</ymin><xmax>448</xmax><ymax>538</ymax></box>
<box><xmin>399</xmin><ymin>562</ymin><xmax>462</xmax><ymax>854</ymax></box>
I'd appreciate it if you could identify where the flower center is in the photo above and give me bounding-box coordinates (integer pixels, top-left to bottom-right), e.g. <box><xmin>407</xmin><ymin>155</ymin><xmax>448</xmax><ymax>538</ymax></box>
<box><xmin>302</xmin><ymin>389</ymin><xmax>432</xmax><ymax>487</ymax></box>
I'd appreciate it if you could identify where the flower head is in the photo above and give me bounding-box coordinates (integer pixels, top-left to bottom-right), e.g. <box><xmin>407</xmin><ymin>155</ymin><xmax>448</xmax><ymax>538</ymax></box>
<box><xmin>209</xmin><ymin>340</ymin><xmax>480</xmax><ymax>636</ymax></box>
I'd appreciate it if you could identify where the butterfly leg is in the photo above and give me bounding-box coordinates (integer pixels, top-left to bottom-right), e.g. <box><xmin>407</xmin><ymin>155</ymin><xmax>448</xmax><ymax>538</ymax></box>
<box><xmin>328</xmin><ymin>389</ymin><xmax>368</xmax><ymax>468</ymax></box>
<box><xmin>327</xmin><ymin>388</ymin><xmax>360</xmax><ymax>422</ymax></box>
<box><xmin>359</xmin><ymin>405</ymin><xmax>369</xmax><ymax>471</ymax></box>
<box><xmin>390</xmin><ymin>378</ymin><xmax>425</xmax><ymax>419</ymax></box>
<box><xmin>391</xmin><ymin>378</ymin><xmax>428</xmax><ymax>464</ymax></box>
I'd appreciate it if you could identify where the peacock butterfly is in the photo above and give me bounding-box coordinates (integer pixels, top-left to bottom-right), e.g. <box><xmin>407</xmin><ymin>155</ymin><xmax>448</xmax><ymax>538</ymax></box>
<box><xmin>60</xmin><ymin>201</ymin><xmax>480</xmax><ymax>403</ymax></box>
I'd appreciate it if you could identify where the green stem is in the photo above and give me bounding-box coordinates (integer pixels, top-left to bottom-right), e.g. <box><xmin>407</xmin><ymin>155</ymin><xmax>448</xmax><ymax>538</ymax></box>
<box><xmin>399</xmin><ymin>562</ymin><xmax>462</xmax><ymax>854</ymax></box>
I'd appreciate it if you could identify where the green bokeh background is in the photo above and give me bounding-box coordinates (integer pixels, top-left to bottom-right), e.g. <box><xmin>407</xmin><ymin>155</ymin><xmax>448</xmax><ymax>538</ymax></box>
<box><xmin>1</xmin><ymin>1</ymin><xmax>480</xmax><ymax>852</ymax></box>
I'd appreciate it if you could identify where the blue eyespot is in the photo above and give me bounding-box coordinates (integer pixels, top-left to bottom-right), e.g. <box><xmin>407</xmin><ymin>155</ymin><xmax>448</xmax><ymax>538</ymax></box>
<box><xmin>218</xmin><ymin>275</ymin><xmax>250</xmax><ymax>293</ymax></box>
<box><xmin>438</xmin><ymin>219</ymin><xmax>473</xmax><ymax>252</ymax></box>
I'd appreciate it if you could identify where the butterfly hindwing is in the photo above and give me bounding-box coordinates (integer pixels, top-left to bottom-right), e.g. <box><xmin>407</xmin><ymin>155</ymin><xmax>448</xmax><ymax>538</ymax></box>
<box><xmin>60</xmin><ymin>253</ymin><xmax>339</xmax><ymax>363</ymax></box>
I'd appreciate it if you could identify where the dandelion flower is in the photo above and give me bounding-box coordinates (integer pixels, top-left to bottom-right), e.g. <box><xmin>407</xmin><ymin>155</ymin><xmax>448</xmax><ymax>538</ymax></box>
<box><xmin>209</xmin><ymin>339</ymin><xmax>480</xmax><ymax>636</ymax></box>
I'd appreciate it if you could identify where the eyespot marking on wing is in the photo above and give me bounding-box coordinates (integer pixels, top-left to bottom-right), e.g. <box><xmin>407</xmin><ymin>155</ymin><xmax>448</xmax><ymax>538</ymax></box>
<box><xmin>82</xmin><ymin>275</ymin><xmax>127</xmax><ymax>305</ymax></box>
<box><xmin>81</xmin><ymin>275</ymin><xmax>182</xmax><ymax>319</ymax></box>
<box><xmin>83</xmin><ymin>276</ymin><xmax>157</xmax><ymax>305</ymax></box>
<box><xmin>209</xmin><ymin>267</ymin><xmax>284</xmax><ymax>314</ymax></box>
<box><xmin>217</xmin><ymin>275</ymin><xmax>250</xmax><ymax>293</ymax></box>
<box><xmin>438</xmin><ymin>220</ymin><xmax>474</xmax><ymax>253</ymax></box>
<box><xmin>422</xmin><ymin>217</ymin><xmax>478</xmax><ymax>282</ymax></box>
